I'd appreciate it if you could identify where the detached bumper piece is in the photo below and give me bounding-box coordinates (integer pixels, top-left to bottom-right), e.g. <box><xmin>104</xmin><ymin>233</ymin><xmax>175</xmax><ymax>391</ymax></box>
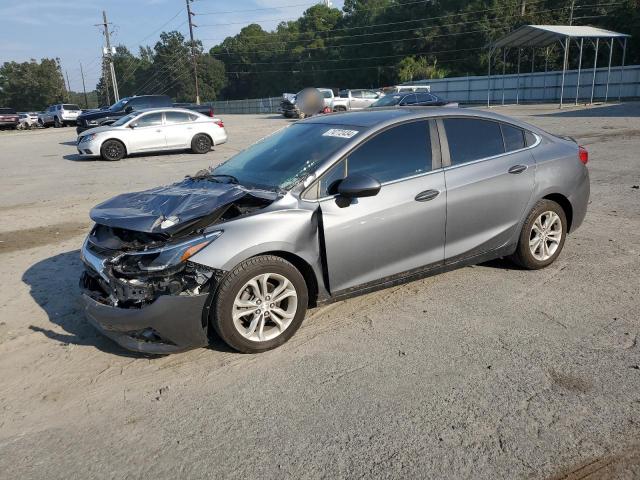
<box><xmin>80</xmin><ymin>285</ymin><xmax>209</xmax><ymax>354</ymax></box>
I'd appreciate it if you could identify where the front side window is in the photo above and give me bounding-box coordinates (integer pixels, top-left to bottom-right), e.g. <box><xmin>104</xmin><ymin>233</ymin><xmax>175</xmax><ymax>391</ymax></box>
<box><xmin>315</xmin><ymin>121</ymin><xmax>431</xmax><ymax>197</ymax></box>
<box><xmin>362</xmin><ymin>90</ymin><xmax>378</xmax><ymax>99</ymax></box>
<box><xmin>443</xmin><ymin>118</ymin><xmax>504</xmax><ymax>165</ymax></box>
<box><xmin>400</xmin><ymin>94</ymin><xmax>418</xmax><ymax>105</ymax></box>
<box><xmin>134</xmin><ymin>112</ymin><xmax>163</xmax><ymax>127</ymax></box>
<box><xmin>165</xmin><ymin>111</ymin><xmax>192</xmax><ymax>124</ymax></box>
<box><xmin>415</xmin><ymin>93</ymin><xmax>436</xmax><ymax>103</ymax></box>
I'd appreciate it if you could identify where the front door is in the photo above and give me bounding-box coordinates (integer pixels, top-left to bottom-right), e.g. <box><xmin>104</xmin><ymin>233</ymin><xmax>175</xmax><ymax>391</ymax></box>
<box><xmin>317</xmin><ymin>120</ymin><xmax>446</xmax><ymax>293</ymax></box>
<box><xmin>440</xmin><ymin>117</ymin><xmax>536</xmax><ymax>261</ymax></box>
<box><xmin>127</xmin><ymin>112</ymin><xmax>166</xmax><ymax>152</ymax></box>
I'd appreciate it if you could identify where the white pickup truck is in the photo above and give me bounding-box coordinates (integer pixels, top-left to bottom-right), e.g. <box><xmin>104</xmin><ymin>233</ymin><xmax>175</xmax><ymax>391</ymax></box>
<box><xmin>330</xmin><ymin>89</ymin><xmax>383</xmax><ymax>112</ymax></box>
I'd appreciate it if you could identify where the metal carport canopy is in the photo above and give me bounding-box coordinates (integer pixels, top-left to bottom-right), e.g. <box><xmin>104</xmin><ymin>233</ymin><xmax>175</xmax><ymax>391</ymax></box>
<box><xmin>492</xmin><ymin>25</ymin><xmax>630</xmax><ymax>48</ymax></box>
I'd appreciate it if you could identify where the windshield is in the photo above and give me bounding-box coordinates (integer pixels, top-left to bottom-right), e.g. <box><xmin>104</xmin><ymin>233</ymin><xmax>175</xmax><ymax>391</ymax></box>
<box><xmin>111</xmin><ymin>111</ymin><xmax>142</xmax><ymax>126</ymax></box>
<box><xmin>371</xmin><ymin>95</ymin><xmax>402</xmax><ymax>107</ymax></box>
<box><xmin>212</xmin><ymin>123</ymin><xmax>362</xmax><ymax>190</ymax></box>
<box><xmin>109</xmin><ymin>98</ymin><xmax>130</xmax><ymax>111</ymax></box>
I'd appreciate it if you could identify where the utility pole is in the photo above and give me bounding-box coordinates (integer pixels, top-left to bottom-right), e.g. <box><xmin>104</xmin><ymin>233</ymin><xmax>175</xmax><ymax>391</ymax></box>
<box><xmin>569</xmin><ymin>0</ymin><xmax>577</xmax><ymax>25</ymax></box>
<box><xmin>97</xmin><ymin>11</ymin><xmax>119</xmax><ymax>102</ymax></box>
<box><xmin>186</xmin><ymin>0</ymin><xmax>200</xmax><ymax>104</ymax></box>
<box><xmin>80</xmin><ymin>62</ymin><xmax>89</xmax><ymax>109</ymax></box>
<box><xmin>65</xmin><ymin>70</ymin><xmax>71</xmax><ymax>100</ymax></box>
<box><xmin>520</xmin><ymin>0</ymin><xmax>526</xmax><ymax>16</ymax></box>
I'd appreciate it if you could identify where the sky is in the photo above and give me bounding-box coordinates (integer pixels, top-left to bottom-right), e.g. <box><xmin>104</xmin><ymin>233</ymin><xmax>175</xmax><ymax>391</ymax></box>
<box><xmin>0</xmin><ymin>0</ymin><xmax>344</xmax><ymax>92</ymax></box>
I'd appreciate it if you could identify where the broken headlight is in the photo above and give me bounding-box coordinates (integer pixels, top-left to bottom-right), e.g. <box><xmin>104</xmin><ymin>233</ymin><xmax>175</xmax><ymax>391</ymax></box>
<box><xmin>112</xmin><ymin>230</ymin><xmax>222</xmax><ymax>274</ymax></box>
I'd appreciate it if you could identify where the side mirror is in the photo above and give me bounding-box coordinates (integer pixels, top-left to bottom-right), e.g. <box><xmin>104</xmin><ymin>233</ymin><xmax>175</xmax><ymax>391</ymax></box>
<box><xmin>337</xmin><ymin>173</ymin><xmax>381</xmax><ymax>198</ymax></box>
<box><xmin>124</xmin><ymin>106</ymin><xmax>133</xmax><ymax>114</ymax></box>
<box><xmin>129</xmin><ymin>123</ymin><xmax>138</xmax><ymax>129</ymax></box>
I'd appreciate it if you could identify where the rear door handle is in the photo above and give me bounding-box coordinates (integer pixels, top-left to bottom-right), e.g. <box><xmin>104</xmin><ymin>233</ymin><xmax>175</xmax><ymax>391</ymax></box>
<box><xmin>415</xmin><ymin>189</ymin><xmax>440</xmax><ymax>202</ymax></box>
<box><xmin>508</xmin><ymin>164</ymin><xmax>527</xmax><ymax>174</ymax></box>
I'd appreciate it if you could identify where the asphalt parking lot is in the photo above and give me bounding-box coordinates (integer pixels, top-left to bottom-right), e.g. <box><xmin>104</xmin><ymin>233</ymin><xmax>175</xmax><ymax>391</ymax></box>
<box><xmin>0</xmin><ymin>103</ymin><xmax>639</xmax><ymax>479</ymax></box>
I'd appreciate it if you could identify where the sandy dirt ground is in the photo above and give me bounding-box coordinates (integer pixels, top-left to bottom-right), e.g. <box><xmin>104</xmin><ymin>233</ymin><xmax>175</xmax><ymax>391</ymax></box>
<box><xmin>0</xmin><ymin>104</ymin><xmax>639</xmax><ymax>479</ymax></box>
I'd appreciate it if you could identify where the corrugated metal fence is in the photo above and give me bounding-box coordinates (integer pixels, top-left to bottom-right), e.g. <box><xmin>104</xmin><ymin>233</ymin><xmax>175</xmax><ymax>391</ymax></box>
<box><xmin>208</xmin><ymin>64</ymin><xmax>640</xmax><ymax>113</ymax></box>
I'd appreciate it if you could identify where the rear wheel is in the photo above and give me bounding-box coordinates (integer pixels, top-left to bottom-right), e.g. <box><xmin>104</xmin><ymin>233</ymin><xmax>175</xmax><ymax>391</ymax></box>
<box><xmin>191</xmin><ymin>133</ymin><xmax>212</xmax><ymax>154</ymax></box>
<box><xmin>54</xmin><ymin>117</ymin><xmax>61</xmax><ymax>128</ymax></box>
<box><xmin>511</xmin><ymin>199</ymin><xmax>567</xmax><ymax>269</ymax></box>
<box><xmin>212</xmin><ymin>255</ymin><xmax>308</xmax><ymax>353</ymax></box>
<box><xmin>100</xmin><ymin>139</ymin><xmax>126</xmax><ymax>161</ymax></box>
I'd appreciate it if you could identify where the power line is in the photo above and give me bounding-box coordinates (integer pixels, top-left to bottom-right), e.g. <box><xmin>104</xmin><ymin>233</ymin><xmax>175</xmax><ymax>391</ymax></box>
<box><xmin>196</xmin><ymin>1</ymin><xmax>317</xmax><ymax>15</ymax></box>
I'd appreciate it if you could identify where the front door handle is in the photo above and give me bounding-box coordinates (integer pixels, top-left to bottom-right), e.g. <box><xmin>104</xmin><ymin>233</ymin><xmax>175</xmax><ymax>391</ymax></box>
<box><xmin>415</xmin><ymin>189</ymin><xmax>440</xmax><ymax>202</ymax></box>
<box><xmin>508</xmin><ymin>164</ymin><xmax>527</xmax><ymax>174</ymax></box>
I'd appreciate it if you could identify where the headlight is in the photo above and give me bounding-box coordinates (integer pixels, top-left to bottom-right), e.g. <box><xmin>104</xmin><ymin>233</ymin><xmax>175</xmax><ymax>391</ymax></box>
<box><xmin>112</xmin><ymin>231</ymin><xmax>222</xmax><ymax>274</ymax></box>
<box><xmin>87</xmin><ymin>120</ymin><xmax>98</xmax><ymax>126</ymax></box>
<box><xmin>80</xmin><ymin>133</ymin><xmax>97</xmax><ymax>143</ymax></box>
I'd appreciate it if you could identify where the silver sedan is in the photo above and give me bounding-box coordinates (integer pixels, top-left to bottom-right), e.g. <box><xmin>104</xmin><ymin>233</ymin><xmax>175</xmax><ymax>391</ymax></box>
<box><xmin>79</xmin><ymin>108</ymin><xmax>589</xmax><ymax>353</ymax></box>
<box><xmin>76</xmin><ymin>108</ymin><xmax>228</xmax><ymax>161</ymax></box>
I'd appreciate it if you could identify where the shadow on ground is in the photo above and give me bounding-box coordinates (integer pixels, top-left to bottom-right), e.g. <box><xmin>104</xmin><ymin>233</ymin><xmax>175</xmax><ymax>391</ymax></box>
<box><xmin>22</xmin><ymin>249</ymin><xmax>235</xmax><ymax>357</ymax></box>
<box><xmin>536</xmin><ymin>102</ymin><xmax>640</xmax><ymax>118</ymax></box>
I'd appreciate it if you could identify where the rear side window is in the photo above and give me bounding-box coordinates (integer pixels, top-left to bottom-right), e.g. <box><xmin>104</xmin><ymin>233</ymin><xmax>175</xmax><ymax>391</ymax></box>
<box><xmin>165</xmin><ymin>111</ymin><xmax>192</xmax><ymax>124</ymax></box>
<box><xmin>416</xmin><ymin>93</ymin><xmax>436</xmax><ymax>103</ymax></box>
<box><xmin>501</xmin><ymin>123</ymin><xmax>525</xmax><ymax>152</ymax></box>
<box><xmin>444</xmin><ymin>118</ymin><xmax>504</xmax><ymax>165</ymax></box>
<box><xmin>525</xmin><ymin>131</ymin><xmax>538</xmax><ymax>147</ymax></box>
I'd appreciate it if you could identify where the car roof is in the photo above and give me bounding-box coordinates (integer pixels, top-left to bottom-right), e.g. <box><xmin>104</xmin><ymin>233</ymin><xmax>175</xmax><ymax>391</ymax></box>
<box><xmin>134</xmin><ymin>107</ymin><xmax>201</xmax><ymax>115</ymax></box>
<box><xmin>301</xmin><ymin>107</ymin><xmax>544</xmax><ymax>133</ymax></box>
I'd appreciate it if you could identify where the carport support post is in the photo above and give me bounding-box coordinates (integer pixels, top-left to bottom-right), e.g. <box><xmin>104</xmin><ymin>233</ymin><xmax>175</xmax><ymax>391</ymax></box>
<box><xmin>590</xmin><ymin>38</ymin><xmax>599</xmax><ymax>104</ymax></box>
<box><xmin>516</xmin><ymin>48</ymin><xmax>521</xmax><ymax>105</ymax></box>
<box><xmin>618</xmin><ymin>37</ymin><xmax>627</xmax><ymax>102</ymax></box>
<box><xmin>559</xmin><ymin>38</ymin><xmax>569</xmax><ymax>108</ymax></box>
<box><xmin>543</xmin><ymin>47</ymin><xmax>549</xmax><ymax>102</ymax></box>
<box><xmin>575</xmin><ymin>38</ymin><xmax>583</xmax><ymax>105</ymax></box>
<box><xmin>605</xmin><ymin>39</ymin><xmax>614</xmax><ymax>102</ymax></box>
<box><xmin>487</xmin><ymin>47</ymin><xmax>494</xmax><ymax>107</ymax></box>
<box><xmin>501</xmin><ymin>48</ymin><xmax>507</xmax><ymax>105</ymax></box>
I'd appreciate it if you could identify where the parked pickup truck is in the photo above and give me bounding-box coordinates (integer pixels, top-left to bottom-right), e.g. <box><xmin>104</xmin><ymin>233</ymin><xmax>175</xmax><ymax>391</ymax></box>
<box><xmin>76</xmin><ymin>95</ymin><xmax>215</xmax><ymax>133</ymax></box>
<box><xmin>330</xmin><ymin>89</ymin><xmax>382</xmax><ymax>112</ymax></box>
<box><xmin>0</xmin><ymin>108</ymin><xmax>19</xmax><ymax>129</ymax></box>
<box><xmin>280</xmin><ymin>88</ymin><xmax>334</xmax><ymax>118</ymax></box>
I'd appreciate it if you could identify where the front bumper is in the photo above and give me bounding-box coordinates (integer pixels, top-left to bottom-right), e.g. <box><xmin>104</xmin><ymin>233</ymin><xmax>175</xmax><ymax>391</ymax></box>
<box><xmin>77</xmin><ymin>139</ymin><xmax>101</xmax><ymax>157</ymax></box>
<box><xmin>81</xmin><ymin>291</ymin><xmax>210</xmax><ymax>354</ymax></box>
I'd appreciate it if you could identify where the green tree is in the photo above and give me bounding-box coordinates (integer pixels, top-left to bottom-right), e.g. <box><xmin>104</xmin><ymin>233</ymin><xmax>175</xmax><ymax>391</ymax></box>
<box><xmin>0</xmin><ymin>58</ymin><xmax>67</xmax><ymax>110</ymax></box>
<box><xmin>396</xmin><ymin>57</ymin><xmax>448</xmax><ymax>82</ymax></box>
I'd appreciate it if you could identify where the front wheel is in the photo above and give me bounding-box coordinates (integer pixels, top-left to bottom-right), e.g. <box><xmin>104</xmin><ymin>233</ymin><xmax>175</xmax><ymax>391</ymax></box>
<box><xmin>100</xmin><ymin>139</ymin><xmax>126</xmax><ymax>161</ymax></box>
<box><xmin>511</xmin><ymin>199</ymin><xmax>567</xmax><ymax>269</ymax></box>
<box><xmin>191</xmin><ymin>133</ymin><xmax>212</xmax><ymax>154</ymax></box>
<box><xmin>212</xmin><ymin>255</ymin><xmax>308</xmax><ymax>353</ymax></box>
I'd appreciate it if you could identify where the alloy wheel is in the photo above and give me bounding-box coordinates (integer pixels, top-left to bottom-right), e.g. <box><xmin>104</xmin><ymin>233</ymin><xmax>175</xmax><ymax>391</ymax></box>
<box><xmin>529</xmin><ymin>211</ymin><xmax>562</xmax><ymax>261</ymax></box>
<box><xmin>232</xmin><ymin>273</ymin><xmax>298</xmax><ymax>342</ymax></box>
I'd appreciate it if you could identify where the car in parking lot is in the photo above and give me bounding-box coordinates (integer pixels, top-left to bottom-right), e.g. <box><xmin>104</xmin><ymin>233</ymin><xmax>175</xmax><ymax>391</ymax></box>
<box><xmin>370</xmin><ymin>92</ymin><xmax>450</xmax><ymax>108</ymax></box>
<box><xmin>38</xmin><ymin>104</ymin><xmax>81</xmax><ymax>127</ymax></box>
<box><xmin>332</xmin><ymin>89</ymin><xmax>382</xmax><ymax>111</ymax></box>
<box><xmin>17</xmin><ymin>113</ymin><xmax>39</xmax><ymax>129</ymax></box>
<box><xmin>0</xmin><ymin>108</ymin><xmax>19</xmax><ymax>129</ymax></box>
<box><xmin>79</xmin><ymin>108</ymin><xmax>589</xmax><ymax>354</ymax></box>
<box><xmin>76</xmin><ymin>107</ymin><xmax>227</xmax><ymax>161</ymax></box>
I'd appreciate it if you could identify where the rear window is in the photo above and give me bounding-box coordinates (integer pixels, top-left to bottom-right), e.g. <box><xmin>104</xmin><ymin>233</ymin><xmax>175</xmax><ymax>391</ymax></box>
<box><xmin>62</xmin><ymin>104</ymin><xmax>80</xmax><ymax>110</ymax></box>
<box><xmin>444</xmin><ymin>118</ymin><xmax>504</xmax><ymax>165</ymax></box>
<box><xmin>0</xmin><ymin>108</ymin><xmax>16</xmax><ymax>114</ymax></box>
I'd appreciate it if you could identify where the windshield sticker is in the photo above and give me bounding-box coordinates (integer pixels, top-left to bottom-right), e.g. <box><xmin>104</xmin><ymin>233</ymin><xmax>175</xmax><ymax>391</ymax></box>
<box><xmin>322</xmin><ymin>128</ymin><xmax>359</xmax><ymax>139</ymax></box>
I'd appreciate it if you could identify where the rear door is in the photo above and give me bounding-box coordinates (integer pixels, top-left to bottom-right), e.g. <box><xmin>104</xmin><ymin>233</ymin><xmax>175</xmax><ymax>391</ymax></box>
<box><xmin>315</xmin><ymin>120</ymin><xmax>446</xmax><ymax>293</ymax></box>
<box><xmin>349</xmin><ymin>90</ymin><xmax>365</xmax><ymax>109</ymax></box>
<box><xmin>127</xmin><ymin>112</ymin><xmax>166</xmax><ymax>152</ymax></box>
<box><xmin>440</xmin><ymin>117</ymin><xmax>536</xmax><ymax>261</ymax></box>
<box><xmin>164</xmin><ymin>111</ymin><xmax>195</xmax><ymax>148</ymax></box>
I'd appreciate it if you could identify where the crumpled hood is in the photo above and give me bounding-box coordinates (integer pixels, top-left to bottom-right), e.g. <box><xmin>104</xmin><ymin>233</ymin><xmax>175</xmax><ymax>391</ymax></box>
<box><xmin>90</xmin><ymin>177</ymin><xmax>279</xmax><ymax>235</ymax></box>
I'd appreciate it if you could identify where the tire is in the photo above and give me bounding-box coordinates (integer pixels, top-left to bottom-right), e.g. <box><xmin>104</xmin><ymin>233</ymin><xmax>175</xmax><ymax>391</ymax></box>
<box><xmin>54</xmin><ymin>117</ymin><xmax>61</xmax><ymax>128</ymax></box>
<box><xmin>191</xmin><ymin>133</ymin><xmax>212</xmax><ymax>154</ymax></box>
<box><xmin>334</xmin><ymin>106</ymin><xmax>347</xmax><ymax>112</ymax></box>
<box><xmin>100</xmin><ymin>139</ymin><xmax>126</xmax><ymax>161</ymax></box>
<box><xmin>511</xmin><ymin>199</ymin><xmax>567</xmax><ymax>270</ymax></box>
<box><xmin>212</xmin><ymin>255</ymin><xmax>309</xmax><ymax>353</ymax></box>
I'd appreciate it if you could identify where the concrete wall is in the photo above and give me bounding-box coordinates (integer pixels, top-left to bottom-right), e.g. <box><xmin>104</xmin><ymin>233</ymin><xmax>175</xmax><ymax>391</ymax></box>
<box><xmin>208</xmin><ymin>64</ymin><xmax>640</xmax><ymax>113</ymax></box>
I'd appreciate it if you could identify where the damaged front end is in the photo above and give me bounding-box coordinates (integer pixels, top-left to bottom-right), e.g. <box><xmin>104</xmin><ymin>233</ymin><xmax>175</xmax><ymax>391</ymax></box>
<box><xmin>78</xmin><ymin>176</ymin><xmax>280</xmax><ymax>353</ymax></box>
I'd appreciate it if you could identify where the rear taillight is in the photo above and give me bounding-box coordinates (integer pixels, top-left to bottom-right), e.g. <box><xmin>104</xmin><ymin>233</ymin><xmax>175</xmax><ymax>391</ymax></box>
<box><xmin>578</xmin><ymin>145</ymin><xmax>588</xmax><ymax>165</ymax></box>
<box><xmin>207</xmin><ymin>107</ymin><xmax>214</xmax><ymax>117</ymax></box>
<box><xmin>214</xmin><ymin>120</ymin><xmax>224</xmax><ymax>128</ymax></box>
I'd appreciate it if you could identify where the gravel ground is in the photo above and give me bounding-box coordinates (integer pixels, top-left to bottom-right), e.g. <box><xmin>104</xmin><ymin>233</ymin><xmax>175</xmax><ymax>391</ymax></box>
<box><xmin>0</xmin><ymin>104</ymin><xmax>639</xmax><ymax>479</ymax></box>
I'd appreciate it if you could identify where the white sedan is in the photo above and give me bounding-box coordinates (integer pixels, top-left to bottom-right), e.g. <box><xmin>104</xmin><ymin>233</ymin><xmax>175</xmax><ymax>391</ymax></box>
<box><xmin>76</xmin><ymin>108</ymin><xmax>228</xmax><ymax>161</ymax></box>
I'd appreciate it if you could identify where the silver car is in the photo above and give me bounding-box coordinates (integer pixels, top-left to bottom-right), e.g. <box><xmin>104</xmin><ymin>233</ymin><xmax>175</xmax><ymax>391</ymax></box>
<box><xmin>79</xmin><ymin>108</ymin><xmax>589</xmax><ymax>354</ymax></box>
